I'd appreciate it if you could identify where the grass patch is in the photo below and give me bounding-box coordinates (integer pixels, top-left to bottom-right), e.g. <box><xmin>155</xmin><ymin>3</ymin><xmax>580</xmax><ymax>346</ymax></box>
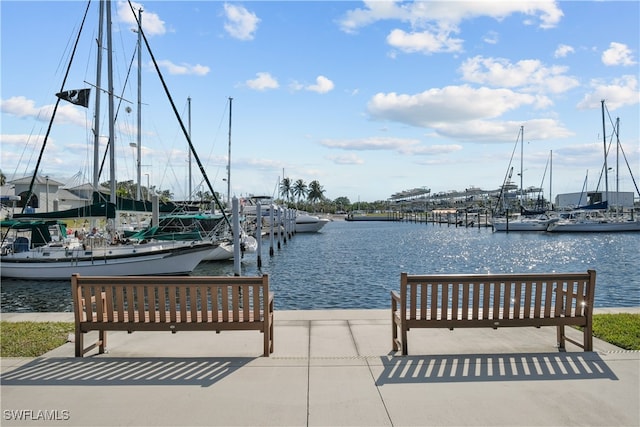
<box><xmin>1</xmin><ymin>321</ymin><xmax>74</xmax><ymax>357</ymax></box>
<box><xmin>0</xmin><ymin>314</ymin><xmax>638</xmax><ymax>357</ymax></box>
<box><xmin>591</xmin><ymin>313</ymin><xmax>640</xmax><ymax>350</ymax></box>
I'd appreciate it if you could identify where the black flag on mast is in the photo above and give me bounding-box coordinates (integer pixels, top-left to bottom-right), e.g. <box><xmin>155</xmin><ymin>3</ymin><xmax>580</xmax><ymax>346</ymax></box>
<box><xmin>55</xmin><ymin>88</ymin><xmax>91</xmax><ymax>107</ymax></box>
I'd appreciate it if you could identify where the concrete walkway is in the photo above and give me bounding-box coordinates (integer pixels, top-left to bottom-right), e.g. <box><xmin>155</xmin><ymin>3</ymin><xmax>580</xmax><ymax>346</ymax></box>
<box><xmin>1</xmin><ymin>308</ymin><xmax>639</xmax><ymax>426</ymax></box>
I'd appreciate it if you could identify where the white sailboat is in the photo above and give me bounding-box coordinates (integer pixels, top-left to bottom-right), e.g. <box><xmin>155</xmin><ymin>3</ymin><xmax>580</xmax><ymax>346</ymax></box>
<box><xmin>492</xmin><ymin>126</ymin><xmax>556</xmax><ymax>231</ymax></box>
<box><xmin>548</xmin><ymin>100</ymin><xmax>640</xmax><ymax>232</ymax></box>
<box><xmin>0</xmin><ymin>222</ymin><xmax>213</xmax><ymax>280</ymax></box>
<box><xmin>0</xmin><ymin>0</ymin><xmax>215</xmax><ymax>279</ymax></box>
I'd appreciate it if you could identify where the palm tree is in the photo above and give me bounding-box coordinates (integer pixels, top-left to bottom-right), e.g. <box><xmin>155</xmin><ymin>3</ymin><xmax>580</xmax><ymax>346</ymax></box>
<box><xmin>279</xmin><ymin>177</ymin><xmax>292</xmax><ymax>206</ymax></box>
<box><xmin>292</xmin><ymin>179</ymin><xmax>307</xmax><ymax>209</ymax></box>
<box><xmin>307</xmin><ymin>180</ymin><xmax>325</xmax><ymax>211</ymax></box>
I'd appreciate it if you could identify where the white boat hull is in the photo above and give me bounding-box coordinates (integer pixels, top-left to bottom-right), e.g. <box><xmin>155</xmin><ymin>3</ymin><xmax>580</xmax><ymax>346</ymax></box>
<box><xmin>295</xmin><ymin>214</ymin><xmax>330</xmax><ymax>233</ymax></box>
<box><xmin>201</xmin><ymin>234</ymin><xmax>258</xmax><ymax>261</ymax></box>
<box><xmin>0</xmin><ymin>242</ymin><xmax>214</xmax><ymax>280</ymax></box>
<box><xmin>203</xmin><ymin>241</ymin><xmax>234</xmax><ymax>261</ymax></box>
<box><xmin>493</xmin><ymin>218</ymin><xmax>558</xmax><ymax>232</ymax></box>
<box><xmin>547</xmin><ymin>220</ymin><xmax>640</xmax><ymax>232</ymax></box>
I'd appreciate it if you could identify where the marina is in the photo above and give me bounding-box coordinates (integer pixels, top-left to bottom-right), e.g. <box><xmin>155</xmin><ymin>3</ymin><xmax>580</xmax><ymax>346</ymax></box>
<box><xmin>2</xmin><ymin>219</ymin><xmax>638</xmax><ymax>312</ymax></box>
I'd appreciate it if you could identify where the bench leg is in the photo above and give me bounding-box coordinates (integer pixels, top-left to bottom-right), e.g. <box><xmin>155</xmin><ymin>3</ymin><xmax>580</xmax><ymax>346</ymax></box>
<box><xmin>99</xmin><ymin>330</ymin><xmax>106</xmax><ymax>354</ymax></box>
<box><xmin>75</xmin><ymin>330</ymin><xmax>83</xmax><ymax>357</ymax></box>
<box><xmin>263</xmin><ymin>318</ymin><xmax>273</xmax><ymax>357</ymax></box>
<box><xmin>270</xmin><ymin>317</ymin><xmax>274</xmax><ymax>354</ymax></box>
<box><xmin>263</xmin><ymin>328</ymin><xmax>270</xmax><ymax>357</ymax></box>
<box><xmin>392</xmin><ymin>317</ymin><xmax>399</xmax><ymax>351</ymax></box>
<box><xmin>584</xmin><ymin>322</ymin><xmax>593</xmax><ymax>351</ymax></box>
<box><xmin>401</xmin><ymin>327</ymin><xmax>408</xmax><ymax>356</ymax></box>
<box><xmin>556</xmin><ymin>324</ymin><xmax>565</xmax><ymax>350</ymax></box>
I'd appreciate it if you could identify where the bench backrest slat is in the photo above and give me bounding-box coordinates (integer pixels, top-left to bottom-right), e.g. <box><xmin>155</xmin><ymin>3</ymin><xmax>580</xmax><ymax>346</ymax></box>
<box><xmin>72</xmin><ymin>275</ymin><xmax>270</xmax><ymax>325</ymax></box>
<box><xmin>399</xmin><ymin>271</ymin><xmax>595</xmax><ymax>322</ymax></box>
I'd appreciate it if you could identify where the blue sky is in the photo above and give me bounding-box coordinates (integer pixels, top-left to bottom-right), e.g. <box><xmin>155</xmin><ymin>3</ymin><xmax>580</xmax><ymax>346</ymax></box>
<box><xmin>1</xmin><ymin>1</ymin><xmax>639</xmax><ymax>203</ymax></box>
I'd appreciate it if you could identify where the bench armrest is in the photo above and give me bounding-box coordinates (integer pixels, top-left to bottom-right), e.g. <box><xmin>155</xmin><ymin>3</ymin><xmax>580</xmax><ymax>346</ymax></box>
<box><xmin>391</xmin><ymin>290</ymin><xmax>400</xmax><ymax>303</ymax></box>
<box><xmin>268</xmin><ymin>292</ymin><xmax>275</xmax><ymax>312</ymax></box>
<box><xmin>391</xmin><ymin>290</ymin><xmax>400</xmax><ymax>312</ymax></box>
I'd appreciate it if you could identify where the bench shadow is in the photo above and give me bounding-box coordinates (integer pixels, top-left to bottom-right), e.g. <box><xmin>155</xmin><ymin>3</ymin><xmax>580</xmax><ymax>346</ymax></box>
<box><xmin>376</xmin><ymin>352</ymin><xmax>618</xmax><ymax>385</ymax></box>
<box><xmin>1</xmin><ymin>357</ymin><xmax>254</xmax><ymax>388</ymax></box>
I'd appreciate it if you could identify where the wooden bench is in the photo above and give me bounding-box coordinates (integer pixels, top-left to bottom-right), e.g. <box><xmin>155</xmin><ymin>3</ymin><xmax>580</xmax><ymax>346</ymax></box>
<box><xmin>391</xmin><ymin>270</ymin><xmax>596</xmax><ymax>355</ymax></box>
<box><xmin>72</xmin><ymin>274</ymin><xmax>274</xmax><ymax>357</ymax></box>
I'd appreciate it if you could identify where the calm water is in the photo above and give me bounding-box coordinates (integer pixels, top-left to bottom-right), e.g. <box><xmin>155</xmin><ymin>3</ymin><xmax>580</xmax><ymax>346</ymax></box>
<box><xmin>1</xmin><ymin>220</ymin><xmax>638</xmax><ymax>312</ymax></box>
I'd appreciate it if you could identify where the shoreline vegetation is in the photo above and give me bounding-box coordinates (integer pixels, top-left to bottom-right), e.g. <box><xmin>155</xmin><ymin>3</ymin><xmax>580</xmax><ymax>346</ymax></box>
<box><xmin>1</xmin><ymin>313</ymin><xmax>638</xmax><ymax>357</ymax></box>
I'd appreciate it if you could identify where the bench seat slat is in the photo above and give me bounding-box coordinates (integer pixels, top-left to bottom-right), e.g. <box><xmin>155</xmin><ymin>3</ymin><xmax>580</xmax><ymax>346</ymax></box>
<box><xmin>81</xmin><ymin>310</ymin><xmax>267</xmax><ymax>325</ymax></box>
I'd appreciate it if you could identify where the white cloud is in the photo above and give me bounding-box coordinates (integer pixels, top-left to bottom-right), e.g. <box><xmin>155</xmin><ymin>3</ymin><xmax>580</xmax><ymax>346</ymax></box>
<box><xmin>602</xmin><ymin>42</ymin><xmax>637</xmax><ymax>66</ymax></box>
<box><xmin>364</xmin><ymin>85</ymin><xmax>576</xmax><ymax>143</ymax></box>
<box><xmin>367</xmin><ymin>85</ymin><xmax>543</xmax><ymax>127</ymax></box>
<box><xmin>554</xmin><ymin>44</ymin><xmax>574</xmax><ymax>58</ymax></box>
<box><xmin>459</xmin><ymin>56</ymin><xmax>579</xmax><ymax>94</ymax></box>
<box><xmin>339</xmin><ymin>1</ymin><xmax>563</xmax><ymax>33</ymax></box>
<box><xmin>320</xmin><ymin>136</ymin><xmax>420</xmax><ymax>151</ymax></box>
<box><xmin>156</xmin><ymin>60</ymin><xmax>210</xmax><ymax>76</ymax></box>
<box><xmin>577</xmin><ymin>75</ymin><xmax>640</xmax><ymax>110</ymax></box>
<box><xmin>288</xmin><ymin>81</ymin><xmax>304</xmax><ymax>91</ymax></box>
<box><xmin>401</xmin><ymin>144</ymin><xmax>463</xmax><ymax>156</ymax></box>
<box><xmin>319</xmin><ymin>136</ymin><xmax>461</xmax><ymax>156</ymax></box>
<box><xmin>245</xmin><ymin>72</ymin><xmax>279</xmax><ymax>91</ymax></box>
<box><xmin>483</xmin><ymin>31</ymin><xmax>499</xmax><ymax>45</ymax></box>
<box><xmin>1</xmin><ymin>96</ymin><xmax>87</xmax><ymax>127</ymax></box>
<box><xmin>223</xmin><ymin>3</ymin><xmax>260</xmax><ymax>41</ymax></box>
<box><xmin>433</xmin><ymin>118</ymin><xmax>573</xmax><ymax>142</ymax></box>
<box><xmin>387</xmin><ymin>29</ymin><xmax>463</xmax><ymax>54</ymax></box>
<box><xmin>326</xmin><ymin>153</ymin><xmax>365</xmax><ymax>165</ymax></box>
<box><xmin>117</xmin><ymin>1</ymin><xmax>166</xmax><ymax>36</ymax></box>
<box><xmin>339</xmin><ymin>1</ymin><xmax>563</xmax><ymax>54</ymax></box>
<box><xmin>306</xmin><ymin>76</ymin><xmax>335</xmax><ymax>94</ymax></box>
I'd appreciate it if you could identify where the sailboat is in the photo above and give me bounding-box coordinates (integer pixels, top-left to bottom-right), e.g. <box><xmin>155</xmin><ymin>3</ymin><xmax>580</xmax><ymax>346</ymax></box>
<box><xmin>492</xmin><ymin>126</ymin><xmax>558</xmax><ymax>232</ymax></box>
<box><xmin>547</xmin><ymin>100</ymin><xmax>640</xmax><ymax>232</ymax></box>
<box><xmin>124</xmin><ymin>96</ymin><xmax>259</xmax><ymax>262</ymax></box>
<box><xmin>205</xmin><ymin>97</ymin><xmax>257</xmax><ymax>260</ymax></box>
<box><xmin>0</xmin><ymin>0</ymin><xmax>215</xmax><ymax>279</ymax></box>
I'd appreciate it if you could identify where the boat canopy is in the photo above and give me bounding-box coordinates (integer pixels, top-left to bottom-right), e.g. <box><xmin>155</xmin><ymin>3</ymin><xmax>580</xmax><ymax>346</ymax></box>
<box><xmin>577</xmin><ymin>201</ymin><xmax>608</xmax><ymax>210</ymax></box>
<box><xmin>13</xmin><ymin>202</ymin><xmax>116</xmax><ymax>220</ymax></box>
<box><xmin>1</xmin><ymin>219</ymin><xmax>67</xmax><ymax>247</ymax></box>
<box><xmin>92</xmin><ymin>192</ymin><xmax>182</xmax><ymax>213</ymax></box>
<box><xmin>127</xmin><ymin>226</ymin><xmax>202</xmax><ymax>241</ymax></box>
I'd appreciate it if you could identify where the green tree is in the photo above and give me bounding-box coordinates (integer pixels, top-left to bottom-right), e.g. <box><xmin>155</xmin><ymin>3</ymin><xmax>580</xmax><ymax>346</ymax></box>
<box><xmin>196</xmin><ymin>190</ymin><xmax>214</xmax><ymax>202</ymax></box>
<box><xmin>279</xmin><ymin>177</ymin><xmax>292</xmax><ymax>206</ymax></box>
<box><xmin>292</xmin><ymin>179</ymin><xmax>307</xmax><ymax>209</ymax></box>
<box><xmin>333</xmin><ymin>196</ymin><xmax>350</xmax><ymax>212</ymax></box>
<box><xmin>307</xmin><ymin>180</ymin><xmax>325</xmax><ymax>210</ymax></box>
<box><xmin>117</xmin><ymin>180</ymin><xmax>135</xmax><ymax>198</ymax></box>
<box><xmin>157</xmin><ymin>189</ymin><xmax>173</xmax><ymax>203</ymax></box>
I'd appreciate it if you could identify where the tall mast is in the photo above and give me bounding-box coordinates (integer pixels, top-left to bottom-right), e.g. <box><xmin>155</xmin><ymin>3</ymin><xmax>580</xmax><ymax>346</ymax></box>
<box><xmin>106</xmin><ymin>0</ymin><xmax>116</xmax><ymax>203</ymax></box>
<box><xmin>227</xmin><ymin>97</ymin><xmax>232</xmax><ymax>207</ymax></box>
<box><xmin>93</xmin><ymin>0</ymin><xmax>104</xmax><ymax>194</ymax></box>
<box><xmin>601</xmin><ymin>100</ymin><xmax>608</xmax><ymax>207</ymax></box>
<box><xmin>520</xmin><ymin>125</ymin><xmax>524</xmax><ymax>203</ymax></box>
<box><xmin>188</xmin><ymin>96</ymin><xmax>192</xmax><ymax>202</ymax></box>
<box><xmin>549</xmin><ymin>150</ymin><xmax>553</xmax><ymax>210</ymax></box>
<box><xmin>135</xmin><ymin>7</ymin><xmax>142</xmax><ymax>201</ymax></box>
<box><xmin>616</xmin><ymin>117</ymin><xmax>620</xmax><ymax>198</ymax></box>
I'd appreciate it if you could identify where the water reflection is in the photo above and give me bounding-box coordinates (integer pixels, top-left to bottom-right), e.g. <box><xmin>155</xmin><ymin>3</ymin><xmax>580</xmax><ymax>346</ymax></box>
<box><xmin>1</xmin><ymin>221</ymin><xmax>638</xmax><ymax>312</ymax></box>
